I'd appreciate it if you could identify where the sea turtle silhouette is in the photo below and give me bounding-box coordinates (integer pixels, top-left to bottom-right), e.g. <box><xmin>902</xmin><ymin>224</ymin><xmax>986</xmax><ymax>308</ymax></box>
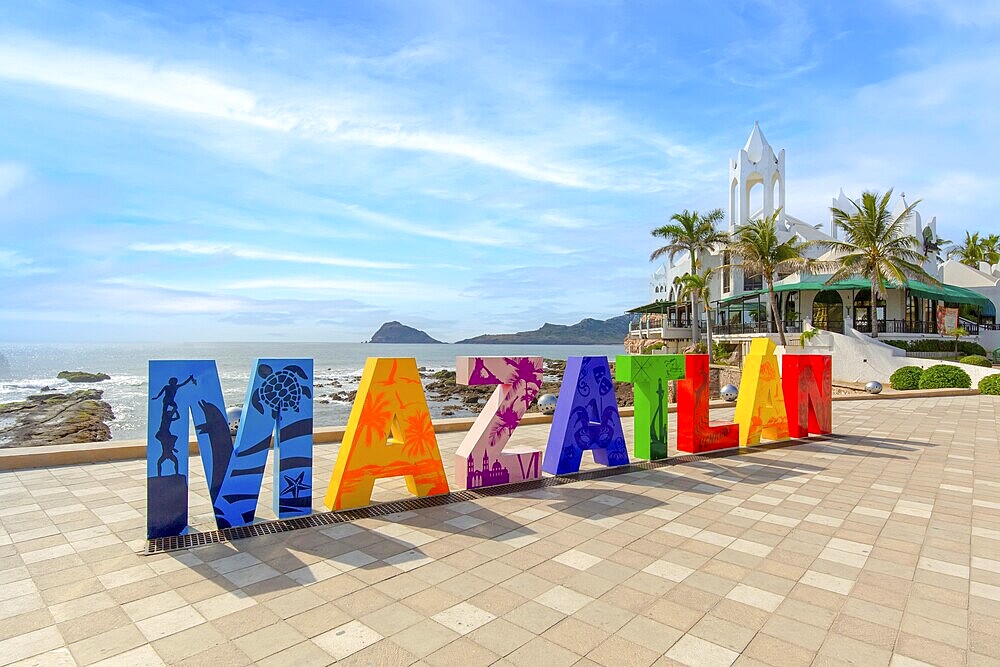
<box><xmin>251</xmin><ymin>363</ymin><xmax>312</xmax><ymax>419</ymax></box>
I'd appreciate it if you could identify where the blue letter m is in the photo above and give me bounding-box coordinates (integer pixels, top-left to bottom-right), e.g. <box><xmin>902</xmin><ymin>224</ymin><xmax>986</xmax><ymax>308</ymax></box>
<box><xmin>146</xmin><ymin>358</ymin><xmax>313</xmax><ymax>539</ymax></box>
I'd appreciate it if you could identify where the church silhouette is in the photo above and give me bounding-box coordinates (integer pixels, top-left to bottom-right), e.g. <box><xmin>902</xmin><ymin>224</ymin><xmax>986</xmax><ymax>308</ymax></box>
<box><xmin>466</xmin><ymin>450</ymin><xmax>510</xmax><ymax>489</ymax></box>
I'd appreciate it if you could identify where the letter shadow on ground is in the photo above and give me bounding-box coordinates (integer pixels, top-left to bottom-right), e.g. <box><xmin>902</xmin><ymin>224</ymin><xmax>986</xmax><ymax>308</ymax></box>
<box><xmin>151</xmin><ymin>500</ymin><xmax>539</xmax><ymax>600</ymax></box>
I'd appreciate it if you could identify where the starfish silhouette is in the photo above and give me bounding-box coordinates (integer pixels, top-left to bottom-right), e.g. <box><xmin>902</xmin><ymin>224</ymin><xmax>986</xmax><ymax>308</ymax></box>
<box><xmin>280</xmin><ymin>471</ymin><xmax>311</xmax><ymax>499</ymax></box>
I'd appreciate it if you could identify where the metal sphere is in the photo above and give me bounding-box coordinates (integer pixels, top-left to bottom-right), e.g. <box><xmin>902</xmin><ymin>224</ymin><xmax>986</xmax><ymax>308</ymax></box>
<box><xmin>537</xmin><ymin>393</ymin><xmax>558</xmax><ymax>415</ymax></box>
<box><xmin>720</xmin><ymin>384</ymin><xmax>739</xmax><ymax>402</ymax></box>
<box><xmin>226</xmin><ymin>406</ymin><xmax>242</xmax><ymax>436</ymax></box>
<box><xmin>865</xmin><ymin>381</ymin><xmax>883</xmax><ymax>395</ymax></box>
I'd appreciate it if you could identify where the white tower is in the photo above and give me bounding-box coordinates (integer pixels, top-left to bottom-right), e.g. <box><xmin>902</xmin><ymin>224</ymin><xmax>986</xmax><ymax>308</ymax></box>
<box><xmin>729</xmin><ymin>122</ymin><xmax>785</xmax><ymax>233</ymax></box>
<box><xmin>830</xmin><ymin>188</ymin><xmax>854</xmax><ymax>240</ymax></box>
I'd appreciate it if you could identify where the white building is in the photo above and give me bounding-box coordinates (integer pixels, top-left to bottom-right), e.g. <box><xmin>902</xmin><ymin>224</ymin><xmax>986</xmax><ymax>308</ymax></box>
<box><xmin>627</xmin><ymin>124</ymin><xmax>1000</xmax><ymax>381</ymax></box>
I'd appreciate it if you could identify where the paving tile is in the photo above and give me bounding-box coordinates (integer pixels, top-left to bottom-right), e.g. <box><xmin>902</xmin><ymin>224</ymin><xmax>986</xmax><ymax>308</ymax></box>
<box><xmin>431</xmin><ymin>601</ymin><xmax>495</xmax><ymax>635</ymax></box>
<box><xmin>535</xmin><ymin>585</ymin><xmax>593</xmax><ymax>615</ymax></box>
<box><xmin>90</xmin><ymin>645</ymin><xmax>165</xmax><ymax>667</ymax></box>
<box><xmin>232</xmin><ymin>622</ymin><xmax>306</xmax><ymax>662</ymax></box>
<box><xmin>506</xmin><ymin>636</ymin><xmax>581</xmax><ymax>667</ymax></box>
<box><xmin>0</xmin><ymin>626</ymin><xmax>64</xmax><ymax>666</ymax></box>
<box><xmin>312</xmin><ymin>620</ymin><xmax>382</xmax><ymax>660</ymax></box>
<box><xmin>135</xmin><ymin>606</ymin><xmax>206</xmax><ymax>642</ymax></box>
<box><xmin>542</xmin><ymin>616</ymin><xmax>609</xmax><ymax>654</ymax></box>
<box><xmin>424</xmin><ymin>637</ymin><xmax>499</xmax><ymax>667</ymax></box>
<box><xmin>468</xmin><ymin>617</ymin><xmax>535</xmax><ymax>657</ymax></box>
<box><xmin>725</xmin><ymin>584</ymin><xmax>784</xmax><ymax>612</ymax></box>
<box><xmin>666</xmin><ymin>634</ymin><xmax>739</xmax><ymax>667</ymax></box>
<box><xmin>389</xmin><ymin>617</ymin><xmax>459</xmax><ymax>658</ymax></box>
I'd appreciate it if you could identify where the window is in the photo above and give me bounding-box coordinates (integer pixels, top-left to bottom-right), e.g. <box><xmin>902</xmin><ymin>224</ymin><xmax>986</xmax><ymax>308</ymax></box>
<box><xmin>722</xmin><ymin>252</ymin><xmax>731</xmax><ymax>292</ymax></box>
<box><xmin>743</xmin><ymin>273</ymin><xmax>763</xmax><ymax>291</ymax></box>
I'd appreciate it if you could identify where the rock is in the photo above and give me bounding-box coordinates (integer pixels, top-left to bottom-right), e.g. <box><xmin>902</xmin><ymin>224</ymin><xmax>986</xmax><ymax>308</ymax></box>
<box><xmin>368</xmin><ymin>321</ymin><xmax>443</xmax><ymax>344</ymax></box>
<box><xmin>57</xmin><ymin>371</ymin><xmax>111</xmax><ymax>383</ymax></box>
<box><xmin>0</xmin><ymin>389</ymin><xmax>115</xmax><ymax>447</ymax></box>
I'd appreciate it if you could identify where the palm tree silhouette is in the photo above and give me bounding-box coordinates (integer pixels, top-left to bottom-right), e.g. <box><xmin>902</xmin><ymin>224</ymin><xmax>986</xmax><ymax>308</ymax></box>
<box><xmin>357</xmin><ymin>390</ymin><xmax>392</xmax><ymax>446</ymax></box>
<box><xmin>504</xmin><ymin>357</ymin><xmax>542</xmax><ymax>408</ymax></box>
<box><xmin>402</xmin><ymin>412</ymin><xmax>435</xmax><ymax>458</ymax></box>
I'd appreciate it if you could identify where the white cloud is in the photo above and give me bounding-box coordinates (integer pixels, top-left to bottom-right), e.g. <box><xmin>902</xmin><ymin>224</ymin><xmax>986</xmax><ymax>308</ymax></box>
<box><xmin>0</xmin><ymin>248</ymin><xmax>51</xmax><ymax>276</ymax></box>
<box><xmin>321</xmin><ymin>199</ymin><xmax>511</xmax><ymax>247</ymax></box>
<box><xmin>0</xmin><ymin>162</ymin><xmax>28</xmax><ymax>198</ymax></box>
<box><xmin>888</xmin><ymin>0</ymin><xmax>1000</xmax><ymax>26</ymax></box>
<box><xmin>221</xmin><ymin>277</ymin><xmax>462</xmax><ymax>300</ymax></box>
<box><xmin>128</xmin><ymin>241</ymin><xmax>412</xmax><ymax>270</ymax></box>
<box><xmin>0</xmin><ymin>39</ymin><xmax>293</xmax><ymax>130</ymax></box>
<box><xmin>0</xmin><ymin>35</ymin><xmax>680</xmax><ymax>193</ymax></box>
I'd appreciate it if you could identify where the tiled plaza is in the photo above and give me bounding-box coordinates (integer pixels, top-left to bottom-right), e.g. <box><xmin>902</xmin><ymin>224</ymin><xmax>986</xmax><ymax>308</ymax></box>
<box><xmin>1</xmin><ymin>395</ymin><xmax>999</xmax><ymax>666</ymax></box>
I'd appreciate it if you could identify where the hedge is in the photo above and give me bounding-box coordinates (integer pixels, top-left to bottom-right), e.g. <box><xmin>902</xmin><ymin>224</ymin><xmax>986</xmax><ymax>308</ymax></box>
<box><xmin>918</xmin><ymin>364</ymin><xmax>972</xmax><ymax>390</ymax></box>
<box><xmin>883</xmin><ymin>339</ymin><xmax>987</xmax><ymax>355</ymax></box>
<box><xmin>889</xmin><ymin>366</ymin><xmax>923</xmax><ymax>390</ymax></box>
<box><xmin>979</xmin><ymin>374</ymin><xmax>1000</xmax><ymax>395</ymax></box>
<box><xmin>959</xmin><ymin>355</ymin><xmax>993</xmax><ymax>367</ymax></box>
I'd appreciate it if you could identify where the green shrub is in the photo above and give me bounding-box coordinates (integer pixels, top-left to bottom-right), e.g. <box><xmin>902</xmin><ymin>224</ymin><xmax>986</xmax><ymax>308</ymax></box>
<box><xmin>889</xmin><ymin>366</ymin><xmax>923</xmax><ymax>390</ymax></box>
<box><xmin>882</xmin><ymin>339</ymin><xmax>987</xmax><ymax>356</ymax></box>
<box><xmin>712</xmin><ymin>341</ymin><xmax>734</xmax><ymax>363</ymax></box>
<box><xmin>965</xmin><ymin>342</ymin><xmax>989</xmax><ymax>356</ymax></box>
<box><xmin>918</xmin><ymin>364</ymin><xmax>972</xmax><ymax>390</ymax></box>
<box><xmin>978</xmin><ymin>374</ymin><xmax>1000</xmax><ymax>395</ymax></box>
<box><xmin>959</xmin><ymin>355</ymin><xmax>993</xmax><ymax>367</ymax></box>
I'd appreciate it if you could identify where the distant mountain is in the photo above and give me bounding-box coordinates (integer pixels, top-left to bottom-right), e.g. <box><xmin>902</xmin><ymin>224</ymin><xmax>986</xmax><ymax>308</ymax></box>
<box><xmin>368</xmin><ymin>321</ymin><xmax>443</xmax><ymax>344</ymax></box>
<box><xmin>456</xmin><ymin>316</ymin><xmax>630</xmax><ymax>345</ymax></box>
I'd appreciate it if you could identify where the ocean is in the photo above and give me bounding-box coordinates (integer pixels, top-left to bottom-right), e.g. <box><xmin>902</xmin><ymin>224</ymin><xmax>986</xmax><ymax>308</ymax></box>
<box><xmin>0</xmin><ymin>342</ymin><xmax>624</xmax><ymax>440</ymax></box>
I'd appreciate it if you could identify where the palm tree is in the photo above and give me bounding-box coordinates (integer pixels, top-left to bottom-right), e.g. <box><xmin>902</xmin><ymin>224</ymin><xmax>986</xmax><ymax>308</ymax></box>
<box><xmin>674</xmin><ymin>270</ymin><xmax>716</xmax><ymax>362</ymax></box>
<box><xmin>650</xmin><ymin>209</ymin><xmax>728</xmax><ymax>344</ymax></box>
<box><xmin>825</xmin><ymin>190</ymin><xmax>939</xmax><ymax>339</ymax></box>
<box><xmin>984</xmin><ymin>234</ymin><xmax>1000</xmax><ymax>265</ymax></box>
<box><xmin>721</xmin><ymin>209</ymin><xmax>813</xmax><ymax>346</ymax></box>
<box><xmin>948</xmin><ymin>231</ymin><xmax>986</xmax><ymax>267</ymax></box>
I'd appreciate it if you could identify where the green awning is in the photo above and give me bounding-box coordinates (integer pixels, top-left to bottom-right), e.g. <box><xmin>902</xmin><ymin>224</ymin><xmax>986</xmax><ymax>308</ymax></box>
<box><xmin>718</xmin><ymin>279</ymin><xmax>869</xmax><ymax>304</ymax></box>
<box><xmin>625</xmin><ymin>301</ymin><xmax>676</xmax><ymax>314</ymax></box>
<box><xmin>717</xmin><ymin>278</ymin><xmax>991</xmax><ymax>308</ymax></box>
<box><xmin>907</xmin><ymin>282</ymin><xmax>991</xmax><ymax>307</ymax></box>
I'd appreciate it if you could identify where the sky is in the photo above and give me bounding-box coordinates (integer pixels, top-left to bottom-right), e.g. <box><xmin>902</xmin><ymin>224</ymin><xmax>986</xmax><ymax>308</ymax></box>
<box><xmin>1</xmin><ymin>0</ymin><xmax>998</xmax><ymax>342</ymax></box>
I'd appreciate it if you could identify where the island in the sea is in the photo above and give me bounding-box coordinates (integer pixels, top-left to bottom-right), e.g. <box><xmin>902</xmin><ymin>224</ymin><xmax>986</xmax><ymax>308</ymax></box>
<box><xmin>456</xmin><ymin>315</ymin><xmax>629</xmax><ymax>345</ymax></box>
<box><xmin>368</xmin><ymin>315</ymin><xmax>630</xmax><ymax>345</ymax></box>
<box><xmin>368</xmin><ymin>321</ymin><xmax>443</xmax><ymax>344</ymax></box>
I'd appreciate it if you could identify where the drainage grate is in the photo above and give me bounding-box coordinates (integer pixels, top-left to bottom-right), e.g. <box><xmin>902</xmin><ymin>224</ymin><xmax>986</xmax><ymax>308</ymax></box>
<box><xmin>145</xmin><ymin>436</ymin><xmax>810</xmax><ymax>554</ymax></box>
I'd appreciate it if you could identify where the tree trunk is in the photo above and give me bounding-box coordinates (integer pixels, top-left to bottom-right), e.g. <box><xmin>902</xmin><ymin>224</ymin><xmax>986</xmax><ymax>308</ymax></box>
<box><xmin>689</xmin><ymin>248</ymin><xmax>701</xmax><ymax>345</ymax></box>
<box><xmin>767</xmin><ymin>282</ymin><xmax>787</xmax><ymax>346</ymax></box>
<box><xmin>705</xmin><ymin>307</ymin><xmax>714</xmax><ymax>363</ymax></box>
<box><xmin>690</xmin><ymin>294</ymin><xmax>701</xmax><ymax>345</ymax></box>
<box><xmin>870</xmin><ymin>278</ymin><xmax>879</xmax><ymax>339</ymax></box>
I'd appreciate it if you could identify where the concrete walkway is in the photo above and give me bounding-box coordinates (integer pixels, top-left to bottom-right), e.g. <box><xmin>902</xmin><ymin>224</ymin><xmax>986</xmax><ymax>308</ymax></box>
<box><xmin>1</xmin><ymin>396</ymin><xmax>998</xmax><ymax>665</ymax></box>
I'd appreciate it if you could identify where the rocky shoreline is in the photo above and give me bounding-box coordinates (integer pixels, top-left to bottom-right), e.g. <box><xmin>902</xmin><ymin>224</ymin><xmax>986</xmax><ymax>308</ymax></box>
<box><xmin>0</xmin><ymin>389</ymin><xmax>115</xmax><ymax>448</ymax></box>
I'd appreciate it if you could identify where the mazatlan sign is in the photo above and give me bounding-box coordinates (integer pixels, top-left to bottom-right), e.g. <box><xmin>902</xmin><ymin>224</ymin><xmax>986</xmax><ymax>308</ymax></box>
<box><xmin>146</xmin><ymin>339</ymin><xmax>831</xmax><ymax>539</ymax></box>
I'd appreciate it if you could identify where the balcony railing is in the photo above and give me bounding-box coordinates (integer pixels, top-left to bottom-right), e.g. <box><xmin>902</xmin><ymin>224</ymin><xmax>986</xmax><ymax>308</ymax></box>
<box><xmin>629</xmin><ymin>319</ymin><xmax>692</xmax><ymax>333</ymax></box>
<box><xmin>959</xmin><ymin>317</ymin><xmax>980</xmax><ymax>335</ymax></box>
<box><xmin>853</xmin><ymin>320</ymin><xmax>938</xmax><ymax>335</ymax></box>
<box><xmin>715</xmin><ymin>320</ymin><xmax>803</xmax><ymax>336</ymax></box>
